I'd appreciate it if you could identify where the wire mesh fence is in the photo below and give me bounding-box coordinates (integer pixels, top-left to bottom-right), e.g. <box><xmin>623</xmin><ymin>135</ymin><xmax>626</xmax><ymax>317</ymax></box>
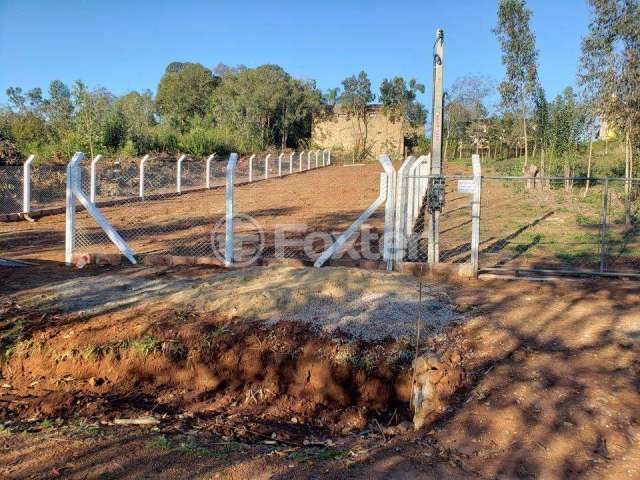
<box><xmin>0</xmin><ymin>166</ymin><xmax>22</xmax><ymax>214</ymax></box>
<box><xmin>407</xmin><ymin>176</ymin><xmax>474</xmax><ymax>264</ymax></box>
<box><xmin>229</xmin><ymin>159</ymin><xmax>383</xmax><ymax>264</ymax></box>
<box><xmin>69</xmin><ymin>150</ymin><xmax>376</xmax><ymax>265</ymax></box>
<box><xmin>478</xmin><ymin>176</ymin><xmax>640</xmax><ymax>275</ymax></box>
<box><xmin>0</xmin><ymin>164</ymin><xmax>67</xmax><ymax>215</ymax></box>
<box><xmin>74</xmin><ymin>161</ymin><xmax>228</xmax><ymax>259</ymax></box>
<box><xmin>30</xmin><ymin>165</ymin><xmax>67</xmax><ymax>211</ymax></box>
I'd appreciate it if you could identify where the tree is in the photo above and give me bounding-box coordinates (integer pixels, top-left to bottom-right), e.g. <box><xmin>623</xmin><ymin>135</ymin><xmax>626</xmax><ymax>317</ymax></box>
<box><xmin>44</xmin><ymin>80</ymin><xmax>73</xmax><ymax>136</ymax></box>
<box><xmin>340</xmin><ymin>71</ymin><xmax>375</xmax><ymax>161</ymax></box>
<box><xmin>156</xmin><ymin>62</ymin><xmax>218</xmax><ymax>132</ymax></box>
<box><xmin>579</xmin><ymin>0</ymin><xmax>640</xmax><ymax>221</ymax></box>
<box><xmin>493</xmin><ymin>0</ymin><xmax>539</xmax><ymax>167</ymax></box>
<box><xmin>443</xmin><ymin>75</ymin><xmax>494</xmax><ymax>160</ymax></box>
<box><xmin>532</xmin><ymin>86</ymin><xmax>550</xmax><ymax>176</ymax></box>
<box><xmin>379</xmin><ymin>77</ymin><xmax>427</xmax><ymax>155</ymax></box>
<box><xmin>6</xmin><ymin>87</ymin><xmax>26</xmax><ymax>113</ymax></box>
<box><xmin>71</xmin><ymin>81</ymin><xmax>113</xmax><ymax>158</ymax></box>
<box><xmin>114</xmin><ymin>90</ymin><xmax>156</xmax><ymax>151</ymax></box>
<box><xmin>210</xmin><ymin>64</ymin><xmax>321</xmax><ymax>152</ymax></box>
<box><xmin>323</xmin><ymin>88</ymin><xmax>340</xmax><ymax>107</ymax></box>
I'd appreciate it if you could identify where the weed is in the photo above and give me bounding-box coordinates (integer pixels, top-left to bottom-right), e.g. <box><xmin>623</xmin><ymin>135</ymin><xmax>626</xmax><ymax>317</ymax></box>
<box><xmin>161</xmin><ymin>340</ymin><xmax>187</xmax><ymax>361</ymax></box>
<box><xmin>576</xmin><ymin>213</ymin><xmax>599</xmax><ymax>226</ymax></box>
<box><xmin>289</xmin><ymin>447</ymin><xmax>348</xmax><ymax>463</ymax></box>
<box><xmin>146</xmin><ymin>435</ymin><xmax>173</xmax><ymax>450</ymax></box>
<box><xmin>0</xmin><ymin>423</ymin><xmax>13</xmax><ymax>436</ymax></box>
<box><xmin>39</xmin><ymin>419</ymin><xmax>54</xmax><ymax>429</ymax></box>
<box><xmin>349</xmin><ymin>351</ymin><xmax>377</xmax><ymax>375</ymax></box>
<box><xmin>177</xmin><ymin>438</ymin><xmax>228</xmax><ymax>457</ymax></box>
<box><xmin>1</xmin><ymin>319</ymin><xmax>24</xmax><ymax>360</ymax></box>
<box><xmin>174</xmin><ymin>306</ymin><xmax>196</xmax><ymax>323</ymax></box>
<box><xmin>131</xmin><ymin>337</ymin><xmax>160</xmax><ymax>357</ymax></box>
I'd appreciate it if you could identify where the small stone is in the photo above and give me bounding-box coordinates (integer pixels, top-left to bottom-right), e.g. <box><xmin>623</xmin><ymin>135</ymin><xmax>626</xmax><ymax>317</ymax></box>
<box><xmin>88</xmin><ymin>377</ymin><xmax>104</xmax><ymax>387</ymax></box>
<box><xmin>396</xmin><ymin>421</ymin><xmax>414</xmax><ymax>433</ymax></box>
<box><xmin>291</xmin><ymin>417</ymin><xmax>298</xmax><ymax>424</ymax></box>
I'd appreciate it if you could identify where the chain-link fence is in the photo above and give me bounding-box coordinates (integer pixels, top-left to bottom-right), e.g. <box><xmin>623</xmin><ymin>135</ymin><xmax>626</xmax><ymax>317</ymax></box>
<box><xmin>403</xmin><ymin>175</ymin><xmax>473</xmax><ymax>264</ymax></box>
<box><xmin>0</xmin><ymin>164</ymin><xmax>67</xmax><ymax>215</ymax></box>
<box><xmin>228</xmin><ymin>155</ymin><xmax>383</xmax><ymax>265</ymax></box>
<box><xmin>477</xmin><ymin>176</ymin><xmax>640</xmax><ymax>275</ymax></box>
<box><xmin>0</xmin><ymin>166</ymin><xmax>22</xmax><ymax>215</ymax></box>
<box><xmin>395</xmin><ymin>167</ymin><xmax>640</xmax><ymax>277</ymax></box>
<box><xmin>69</xmin><ymin>150</ymin><xmax>382</xmax><ymax>265</ymax></box>
<box><xmin>74</xmin><ymin>158</ymin><xmax>228</xmax><ymax>259</ymax></box>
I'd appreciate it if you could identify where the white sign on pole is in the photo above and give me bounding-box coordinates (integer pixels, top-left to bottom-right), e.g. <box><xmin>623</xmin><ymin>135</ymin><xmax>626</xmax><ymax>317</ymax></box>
<box><xmin>457</xmin><ymin>179</ymin><xmax>475</xmax><ymax>194</ymax></box>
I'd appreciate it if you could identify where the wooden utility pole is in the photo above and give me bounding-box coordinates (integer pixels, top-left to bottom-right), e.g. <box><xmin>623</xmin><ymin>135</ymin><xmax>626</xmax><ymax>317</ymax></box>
<box><xmin>427</xmin><ymin>28</ymin><xmax>445</xmax><ymax>265</ymax></box>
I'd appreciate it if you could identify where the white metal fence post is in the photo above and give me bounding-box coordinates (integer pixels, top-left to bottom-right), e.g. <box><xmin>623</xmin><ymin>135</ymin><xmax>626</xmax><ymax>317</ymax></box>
<box><xmin>22</xmin><ymin>154</ymin><xmax>34</xmax><ymax>213</ymax></box>
<box><xmin>225</xmin><ymin>153</ymin><xmax>239</xmax><ymax>267</ymax></box>
<box><xmin>315</xmin><ymin>150</ymin><xmax>319</xmax><ymax>168</ymax></box>
<box><xmin>299</xmin><ymin>151</ymin><xmax>304</xmax><ymax>172</ymax></box>
<box><xmin>470</xmin><ymin>154</ymin><xmax>482</xmax><ymax>278</ymax></box>
<box><xmin>307</xmin><ymin>151</ymin><xmax>311</xmax><ymax>170</ymax></box>
<box><xmin>139</xmin><ymin>154</ymin><xmax>149</xmax><ymax>199</ymax></box>
<box><xmin>289</xmin><ymin>152</ymin><xmax>294</xmax><ymax>174</ymax></box>
<box><xmin>249</xmin><ymin>154</ymin><xmax>255</xmax><ymax>182</ymax></box>
<box><xmin>89</xmin><ymin>154</ymin><xmax>102</xmax><ymax>203</ymax></box>
<box><xmin>176</xmin><ymin>155</ymin><xmax>186</xmax><ymax>193</ymax></box>
<box><xmin>65</xmin><ymin>152</ymin><xmax>84</xmax><ymax>265</ymax></box>
<box><xmin>328</xmin><ymin>149</ymin><xmax>331</xmax><ymax>165</ymax></box>
<box><xmin>206</xmin><ymin>153</ymin><xmax>216</xmax><ymax>189</ymax></box>
<box><xmin>278</xmin><ymin>153</ymin><xmax>284</xmax><ymax>177</ymax></box>
<box><xmin>393</xmin><ymin>156</ymin><xmax>417</xmax><ymax>266</ymax></box>
<box><xmin>265</xmin><ymin>154</ymin><xmax>271</xmax><ymax>179</ymax></box>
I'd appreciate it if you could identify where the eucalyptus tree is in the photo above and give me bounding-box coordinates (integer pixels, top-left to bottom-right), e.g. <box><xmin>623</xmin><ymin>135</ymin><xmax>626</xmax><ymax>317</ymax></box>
<box><xmin>579</xmin><ymin>0</ymin><xmax>640</xmax><ymax>216</ymax></box>
<box><xmin>532</xmin><ymin>86</ymin><xmax>550</xmax><ymax>175</ymax></box>
<box><xmin>493</xmin><ymin>0</ymin><xmax>539</xmax><ymax>167</ymax></box>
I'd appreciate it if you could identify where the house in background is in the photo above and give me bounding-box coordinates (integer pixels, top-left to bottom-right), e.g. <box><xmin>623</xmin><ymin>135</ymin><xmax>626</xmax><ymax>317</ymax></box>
<box><xmin>312</xmin><ymin>105</ymin><xmax>424</xmax><ymax>161</ymax></box>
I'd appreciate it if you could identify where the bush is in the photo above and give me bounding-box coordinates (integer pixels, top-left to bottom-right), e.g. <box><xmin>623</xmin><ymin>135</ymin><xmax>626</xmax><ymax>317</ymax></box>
<box><xmin>120</xmin><ymin>139</ymin><xmax>137</xmax><ymax>158</ymax></box>
<box><xmin>179</xmin><ymin>125</ymin><xmax>235</xmax><ymax>156</ymax></box>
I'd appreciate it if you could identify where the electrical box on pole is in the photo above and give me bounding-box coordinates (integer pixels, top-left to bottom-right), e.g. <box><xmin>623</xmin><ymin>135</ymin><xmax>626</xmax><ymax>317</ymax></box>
<box><xmin>427</xmin><ymin>28</ymin><xmax>445</xmax><ymax>265</ymax></box>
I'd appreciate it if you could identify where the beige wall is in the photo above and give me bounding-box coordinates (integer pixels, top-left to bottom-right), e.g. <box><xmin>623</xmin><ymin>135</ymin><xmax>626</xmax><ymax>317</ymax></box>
<box><xmin>312</xmin><ymin>109</ymin><xmax>408</xmax><ymax>160</ymax></box>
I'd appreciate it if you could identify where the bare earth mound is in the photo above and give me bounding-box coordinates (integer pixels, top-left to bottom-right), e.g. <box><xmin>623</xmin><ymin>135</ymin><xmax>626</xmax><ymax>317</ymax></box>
<box><xmin>25</xmin><ymin>265</ymin><xmax>459</xmax><ymax>341</ymax></box>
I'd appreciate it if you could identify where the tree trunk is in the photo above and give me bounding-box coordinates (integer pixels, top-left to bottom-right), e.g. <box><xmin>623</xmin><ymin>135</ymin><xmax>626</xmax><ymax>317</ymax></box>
<box><xmin>583</xmin><ymin>136</ymin><xmax>594</xmax><ymax>197</ymax></box>
<box><xmin>532</xmin><ymin>141</ymin><xmax>537</xmax><ymax>162</ymax></box>
<box><xmin>625</xmin><ymin>129</ymin><xmax>631</xmax><ymax>225</ymax></box>
<box><xmin>522</xmin><ymin>98</ymin><xmax>529</xmax><ymax>167</ymax></box>
<box><xmin>540</xmin><ymin>146</ymin><xmax>546</xmax><ymax>189</ymax></box>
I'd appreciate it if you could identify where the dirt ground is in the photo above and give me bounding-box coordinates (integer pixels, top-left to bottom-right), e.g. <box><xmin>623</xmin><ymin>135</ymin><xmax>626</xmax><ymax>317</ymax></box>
<box><xmin>1</xmin><ymin>260</ymin><xmax>639</xmax><ymax>479</ymax></box>
<box><xmin>0</xmin><ymin>163</ymin><xmax>385</xmax><ymax>264</ymax></box>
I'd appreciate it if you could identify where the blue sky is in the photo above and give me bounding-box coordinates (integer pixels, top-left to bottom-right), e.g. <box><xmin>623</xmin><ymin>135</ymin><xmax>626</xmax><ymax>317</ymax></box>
<box><xmin>0</xmin><ymin>0</ymin><xmax>590</xmax><ymax>109</ymax></box>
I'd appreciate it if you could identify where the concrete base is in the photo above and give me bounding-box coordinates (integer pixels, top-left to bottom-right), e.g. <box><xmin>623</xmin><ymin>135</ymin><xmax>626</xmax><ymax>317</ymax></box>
<box><xmin>399</xmin><ymin>261</ymin><xmax>475</xmax><ymax>281</ymax></box>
